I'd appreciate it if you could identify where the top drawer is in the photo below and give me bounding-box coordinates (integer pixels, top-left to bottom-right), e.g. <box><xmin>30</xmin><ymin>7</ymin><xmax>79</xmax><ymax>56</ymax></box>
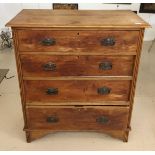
<box><xmin>17</xmin><ymin>30</ymin><xmax>139</xmax><ymax>54</ymax></box>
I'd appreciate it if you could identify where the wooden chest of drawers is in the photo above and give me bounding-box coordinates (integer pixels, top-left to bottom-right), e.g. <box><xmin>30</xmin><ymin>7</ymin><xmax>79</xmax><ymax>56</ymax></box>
<box><xmin>6</xmin><ymin>10</ymin><xmax>150</xmax><ymax>142</ymax></box>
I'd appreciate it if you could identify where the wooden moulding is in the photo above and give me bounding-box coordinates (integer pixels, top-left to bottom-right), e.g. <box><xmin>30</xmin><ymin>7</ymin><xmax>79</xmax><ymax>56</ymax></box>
<box><xmin>12</xmin><ymin>29</ymin><xmax>28</xmax><ymax>129</ymax></box>
<box><xmin>125</xmin><ymin>29</ymin><xmax>145</xmax><ymax>141</ymax></box>
<box><xmin>19</xmin><ymin>51</ymin><xmax>137</xmax><ymax>56</ymax></box>
<box><xmin>23</xmin><ymin>76</ymin><xmax>133</xmax><ymax>81</ymax></box>
<box><xmin>26</xmin><ymin>101</ymin><xmax>130</xmax><ymax>106</ymax></box>
<box><xmin>11</xmin><ymin>27</ymin><xmax>147</xmax><ymax>31</ymax></box>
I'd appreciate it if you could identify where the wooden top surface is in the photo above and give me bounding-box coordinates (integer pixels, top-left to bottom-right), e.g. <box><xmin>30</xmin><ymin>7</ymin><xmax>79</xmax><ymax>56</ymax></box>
<box><xmin>6</xmin><ymin>9</ymin><xmax>150</xmax><ymax>28</ymax></box>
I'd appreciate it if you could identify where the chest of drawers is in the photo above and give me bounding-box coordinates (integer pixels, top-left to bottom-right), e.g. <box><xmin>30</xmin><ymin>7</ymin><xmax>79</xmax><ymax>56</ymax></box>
<box><xmin>6</xmin><ymin>10</ymin><xmax>150</xmax><ymax>142</ymax></box>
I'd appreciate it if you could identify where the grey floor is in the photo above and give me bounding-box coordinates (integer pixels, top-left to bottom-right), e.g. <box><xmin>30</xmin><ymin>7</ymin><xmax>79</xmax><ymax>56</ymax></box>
<box><xmin>0</xmin><ymin>41</ymin><xmax>155</xmax><ymax>150</ymax></box>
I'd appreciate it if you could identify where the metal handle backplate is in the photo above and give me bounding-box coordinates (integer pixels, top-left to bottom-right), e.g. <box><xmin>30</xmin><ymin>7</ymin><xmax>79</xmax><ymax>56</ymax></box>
<box><xmin>41</xmin><ymin>38</ymin><xmax>56</xmax><ymax>46</ymax></box>
<box><xmin>46</xmin><ymin>116</ymin><xmax>59</xmax><ymax>123</ymax></box>
<box><xmin>101</xmin><ymin>37</ymin><xmax>115</xmax><ymax>46</ymax></box>
<box><xmin>96</xmin><ymin>116</ymin><xmax>109</xmax><ymax>124</ymax></box>
<box><xmin>46</xmin><ymin>88</ymin><xmax>58</xmax><ymax>95</ymax></box>
<box><xmin>99</xmin><ymin>62</ymin><xmax>112</xmax><ymax>70</ymax></box>
<box><xmin>43</xmin><ymin>62</ymin><xmax>56</xmax><ymax>71</ymax></box>
<box><xmin>98</xmin><ymin>87</ymin><xmax>111</xmax><ymax>95</ymax></box>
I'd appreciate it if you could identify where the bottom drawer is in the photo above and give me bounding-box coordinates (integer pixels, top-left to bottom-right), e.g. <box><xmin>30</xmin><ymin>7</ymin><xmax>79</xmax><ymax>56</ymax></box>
<box><xmin>26</xmin><ymin>106</ymin><xmax>129</xmax><ymax>131</ymax></box>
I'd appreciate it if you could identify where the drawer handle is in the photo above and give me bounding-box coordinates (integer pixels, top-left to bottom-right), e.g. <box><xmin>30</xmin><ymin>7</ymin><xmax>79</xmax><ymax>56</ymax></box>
<box><xmin>99</xmin><ymin>62</ymin><xmax>112</xmax><ymax>70</ymax></box>
<box><xmin>43</xmin><ymin>62</ymin><xmax>56</xmax><ymax>71</ymax></box>
<box><xmin>46</xmin><ymin>88</ymin><xmax>58</xmax><ymax>95</ymax></box>
<box><xmin>41</xmin><ymin>38</ymin><xmax>56</xmax><ymax>46</ymax></box>
<box><xmin>98</xmin><ymin>87</ymin><xmax>111</xmax><ymax>95</ymax></box>
<box><xmin>101</xmin><ymin>37</ymin><xmax>115</xmax><ymax>46</ymax></box>
<box><xmin>96</xmin><ymin>116</ymin><xmax>109</xmax><ymax>124</ymax></box>
<box><xmin>46</xmin><ymin>116</ymin><xmax>59</xmax><ymax>123</ymax></box>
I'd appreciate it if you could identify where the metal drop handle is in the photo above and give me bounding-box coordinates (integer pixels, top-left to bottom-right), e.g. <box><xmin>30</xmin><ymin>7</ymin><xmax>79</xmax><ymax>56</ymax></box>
<box><xmin>101</xmin><ymin>37</ymin><xmax>115</xmax><ymax>46</ymax></box>
<box><xmin>41</xmin><ymin>38</ymin><xmax>56</xmax><ymax>46</ymax></box>
<box><xmin>98</xmin><ymin>86</ymin><xmax>111</xmax><ymax>95</ymax></box>
<box><xmin>43</xmin><ymin>62</ymin><xmax>56</xmax><ymax>71</ymax></box>
<box><xmin>99</xmin><ymin>62</ymin><xmax>112</xmax><ymax>70</ymax></box>
<box><xmin>46</xmin><ymin>88</ymin><xmax>58</xmax><ymax>95</ymax></box>
<box><xmin>46</xmin><ymin>116</ymin><xmax>59</xmax><ymax>123</ymax></box>
<box><xmin>96</xmin><ymin>116</ymin><xmax>109</xmax><ymax>124</ymax></box>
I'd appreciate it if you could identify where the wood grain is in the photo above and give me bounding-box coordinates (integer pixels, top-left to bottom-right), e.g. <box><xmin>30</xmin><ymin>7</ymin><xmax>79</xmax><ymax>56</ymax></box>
<box><xmin>19</xmin><ymin>51</ymin><xmax>137</xmax><ymax>56</ymax></box>
<box><xmin>23</xmin><ymin>76</ymin><xmax>133</xmax><ymax>81</ymax></box>
<box><xmin>26</xmin><ymin>101</ymin><xmax>130</xmax><ymax>106</ymax></box>
<box><xmin>21</xmin><ymin>55</ymin><xmax>135</xmax><ymax>77</ymax></box>
<box><xmin>26</xmin><ymin>106</ymin><xmax>129</xmax><ymax>131</ymax></box>
<box><xmin>17</xmin><ymin>30</ymin><xmax>139</xmax><ymax>54</ymax></box>
<box><xmin>24</xmin><ymin>80</ymin><xmax>131</xmax><ymax>103</ymax></box>
<box><xmin>6</xmin><ymin>10</ymin><xmax>150</xmax><ymax>28</ymax></box>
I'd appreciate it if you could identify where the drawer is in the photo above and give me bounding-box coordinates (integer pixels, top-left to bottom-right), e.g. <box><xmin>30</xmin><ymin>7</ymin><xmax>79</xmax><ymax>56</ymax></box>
<box><xmin>21</xmin><ymin>55</ymin><xmax>134</xmax><ymax>77</ymax></box>
<box><xmin>24</xmin><ymin>80</ymin><xmax>131</xmax><ymax>104</ymax></box>
<box><xmin>17</xmin><ymin>30</ymin><xmax>139</xmax><ymax>54</ymax></box>
<box><xmin>26</xmin><ymin>106</ymin><xmax>129</xmax><ymax>130</ymax></box>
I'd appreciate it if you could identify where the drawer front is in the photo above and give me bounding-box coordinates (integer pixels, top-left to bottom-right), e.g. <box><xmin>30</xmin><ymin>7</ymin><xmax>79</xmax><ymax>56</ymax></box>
<box><xmin>17</xmin><ymin>30</ymin><xmax>139</xmax><ymax>54</ymax></box>
<box><xmin>24</xmin><ymin>80</ymin><xmax>131</xmax><ymax>103</ymax></box>
<box><xmin>26</xmin><ymin>106</ymin><xmax>129</xmax><ymax>130</ymax></box>
<box><xmin>21</xmin><ymin>55</ymin><xmax>134</xmax><ymax>77</ymax></box>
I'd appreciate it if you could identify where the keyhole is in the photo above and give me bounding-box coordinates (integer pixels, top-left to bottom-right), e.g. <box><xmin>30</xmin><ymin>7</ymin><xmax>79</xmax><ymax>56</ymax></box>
<box><xmin>77</xmin><ymin>32</ymin><xmax>79</xmax><ymax>35</ymax></box>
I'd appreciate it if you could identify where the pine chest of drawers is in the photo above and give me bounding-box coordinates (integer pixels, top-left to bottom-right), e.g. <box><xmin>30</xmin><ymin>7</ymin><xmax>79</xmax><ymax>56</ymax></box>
<box><xmin>6</xmin><ymin>9</ymin><xmax>150</xmax><ymax>142</ymax></box>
